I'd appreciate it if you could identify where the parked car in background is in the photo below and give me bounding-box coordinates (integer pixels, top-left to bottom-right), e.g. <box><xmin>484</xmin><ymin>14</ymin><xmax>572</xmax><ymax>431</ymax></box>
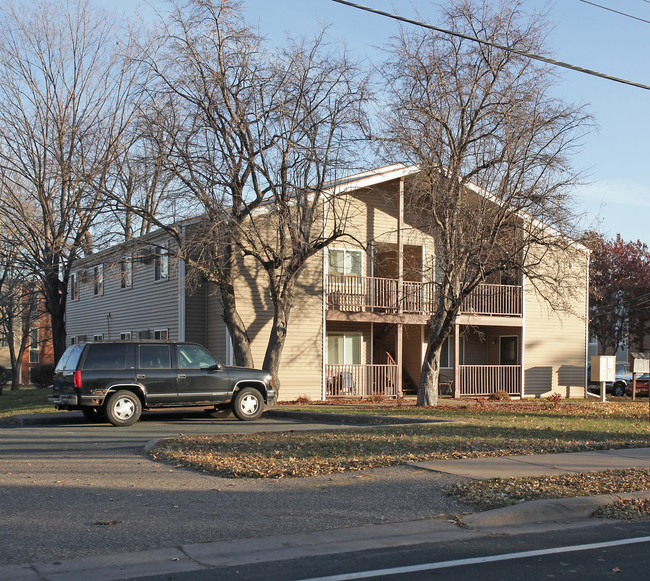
<box><xmin>49</xmin><ymin>341</ymin><xmax>276</xmax><ymax>426</ymax></box>
<box><xmin>625</xmin><ymin>373</ymin><xmax>649</xmax><ymax>397</ymax></box>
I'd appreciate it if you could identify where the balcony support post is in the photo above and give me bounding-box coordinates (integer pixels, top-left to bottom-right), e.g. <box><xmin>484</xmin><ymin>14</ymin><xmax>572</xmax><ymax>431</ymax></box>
<box><xmin>453</xmin><ymin>322</ymin><xmax>461</xmax><ymax>398</ymax></box>
<box><xmin>396</xmin><ymin>177</ymin><xmax>405</xmax><ymax>397</ymax></box>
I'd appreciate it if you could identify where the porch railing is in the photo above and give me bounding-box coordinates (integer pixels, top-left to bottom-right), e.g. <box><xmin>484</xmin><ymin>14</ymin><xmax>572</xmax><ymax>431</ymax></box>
<box><xmin>325</xmin><ymin>364</ymin><xmax>399</xmax><ymax>398</ymax></box>
<box><xmin>326</xmin><ymin>275</ymin><xmax>521</xmax><ymax>317</ymax></box>
<box><xmin>458</xmin><ymin>365</ymin><xmax>521</xmax><ymax>396</ymax></box>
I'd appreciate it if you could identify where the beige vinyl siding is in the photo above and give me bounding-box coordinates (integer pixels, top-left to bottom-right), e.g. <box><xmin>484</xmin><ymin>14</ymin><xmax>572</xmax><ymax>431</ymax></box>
<box><xmin>523</xmin><ymin>250</ymin><xmax>589</xmax><ymax>398</ymax></box>
<box><xmin>232</xmin><ymin>251</ymin><xmax>323</xmax><ymax>401</ymax></box>
<box><xmin>66</xmin><ymin>248</ymin><xmax>181</xmax><ymax>343</ymax></box>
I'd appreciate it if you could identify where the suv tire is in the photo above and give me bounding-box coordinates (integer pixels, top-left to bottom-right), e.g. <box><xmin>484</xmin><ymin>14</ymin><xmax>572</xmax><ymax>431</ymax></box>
<box><xmin>232</xmin><ymin>387</ymin><xmax>264</xmax><ymax>421</ymax></box>
<box><xmin>105</xmin><ymin>390</ymin><xmax>142</xmax><ymax>426</ymax></box>
<box><xmin>612</xmin><ymin>382</ymin><xmax>626</xmax><ymax>397</ymax></box>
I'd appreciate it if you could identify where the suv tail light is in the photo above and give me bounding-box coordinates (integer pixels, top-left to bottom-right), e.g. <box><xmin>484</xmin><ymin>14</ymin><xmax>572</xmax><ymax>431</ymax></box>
<box><xmin>74</xmin><ymin>370</ymin><xmax>82</xmax><ymax>389</ymax></box>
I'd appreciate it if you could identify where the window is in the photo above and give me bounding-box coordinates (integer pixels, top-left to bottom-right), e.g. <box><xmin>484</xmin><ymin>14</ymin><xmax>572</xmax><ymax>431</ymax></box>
<box><xmin>70</xmin><ymin>273</ymin><xmax>79</xmax><ymax>300</ymax></box>
<box><xmin>327</xmin><ymin>333</ymin><xmax>362</xmax><ymax>365</ymax></box>
<box><xmin>93</xmin><ymin>334</ymin><xmax>104</xmax><ymax>342</ymax></box>
<box><xmin>93</xmin><ymin>264</ymin><xmax>104</xmax><ymax>296</ymax></box>
<box><xmin>69</xmin><ymin>336</ymin><xmax>77</xmax><ymax>345</ymax></box>
<box><xmin>120</xmin><ymin>257</ymin><xmax>132</xmax><ymax>289</ymax></box>
<box><xmin>29</xmin><ymin>329</ymin><xmax>39</xmax><ymax>363</ymax></box>
<box><xmin>440</xmin><ymin>336</ymin><xmax>465</xmax><ymax>368</ymax></box>
<box><xmin>82</xmin><ymin>343</ymin><xmax>127</xmax><ymax>369</ymax></box>
<box><xmin>177</xmin><ymin>344</ymin><xmax>218</xmax><ymax>369</ymax></box>
<box><xmin>139</xmin><ymin>344</ymin><xmax>171</xmax><ymax>369</ymax></box>
<box><xmin>500</xmin><ymin>336</ymin><xmax>519</xmax><ymax>366</ymax></box>
<box><xmin>153</xmin><ymin>329</ymin><xmax>168</xmax><ymax>340</ymax></box>
<box><xmin>154</xmin><ymin>247</ymin><xmax>169</xmax><ymax>281</ymax></box>
<box><xmin>328</xmin><ymin>248</ymin><xmax>362</xmax><ymax>276</ymax></box>
<box><xmin>0</xmin><ymin>334</ymin><xmax>8</xmax><ymax>348</ymax></box>
<box><xmin>120</xmin><ymin>332</ymin><xmax>132</xmax><ymax>340</ymax></box>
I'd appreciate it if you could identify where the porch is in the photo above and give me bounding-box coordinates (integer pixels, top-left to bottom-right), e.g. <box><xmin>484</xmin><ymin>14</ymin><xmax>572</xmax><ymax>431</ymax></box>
<box><xmin>326</xmin><ymin>275</ymin><xmax>522</xmax><ymax>317</ymax></box>
<box><xmin>324</xmin><ymin>364</ymin><xmax>521</xmax><ymax>398</ymax></box>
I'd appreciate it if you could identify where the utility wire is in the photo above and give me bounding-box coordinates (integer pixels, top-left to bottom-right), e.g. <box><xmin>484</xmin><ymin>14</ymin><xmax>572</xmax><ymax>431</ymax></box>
<box><xmin>330</xmin><ymin>0</ymin><xmax>650</xmax><ymax>91</ymax></box>
<box><xmin>579</xmin><ymin>0</ymin><xmax>650</xmax><ymax>25</ymax></box>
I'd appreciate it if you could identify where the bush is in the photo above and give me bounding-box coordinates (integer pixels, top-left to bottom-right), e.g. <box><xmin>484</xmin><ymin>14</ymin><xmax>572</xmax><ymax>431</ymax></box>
<box><xmin>30</xmin><ymin>364</ymin><xmax>55</xmax><ymax>388</ymax></box>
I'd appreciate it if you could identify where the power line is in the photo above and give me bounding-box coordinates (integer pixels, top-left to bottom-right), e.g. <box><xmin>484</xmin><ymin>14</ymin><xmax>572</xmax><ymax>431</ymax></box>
<box><xmin>330</xmin><ymin>0</ymin><xmax>650</xmax><ymax>91</ymax></box>
<box><xmin>579</xmin><ymin>0</ymin><xmax>650</xmax><ymax>25</ymax></box>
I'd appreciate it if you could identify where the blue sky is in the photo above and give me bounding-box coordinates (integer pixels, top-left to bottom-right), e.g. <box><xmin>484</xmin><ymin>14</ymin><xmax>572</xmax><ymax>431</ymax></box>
<box><xmin>107</xmin><ymin>0</ymin><xmax>650</xmax><ymax>245</ymax></box>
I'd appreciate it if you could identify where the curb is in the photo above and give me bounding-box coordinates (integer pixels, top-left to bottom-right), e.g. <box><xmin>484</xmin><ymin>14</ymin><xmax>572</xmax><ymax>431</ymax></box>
<box><xmin>462</xmin><ymin>490</ymin><xmax>650</xmax><ymax>529</ymax></box>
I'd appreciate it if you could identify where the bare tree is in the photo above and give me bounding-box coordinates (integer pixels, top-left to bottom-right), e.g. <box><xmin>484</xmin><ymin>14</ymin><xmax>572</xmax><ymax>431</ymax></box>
<box><xmin>125</xmin><ymin>0</ymin><xmax>369</xmax><ymax>382</ymax></box>
<box><xmin>0</xmin><ymin>0</ymin><xmax>146</xmax><ymax>359</ymax></box>
<box><xmin>382</xmin><ymin>0</ymin><xmax>591</xmax><ymax>405</ymax></box>
<box><xmin>0</xmin><ymin>236</ymin><xmax>39</xmax><ymax>391</ymax></box>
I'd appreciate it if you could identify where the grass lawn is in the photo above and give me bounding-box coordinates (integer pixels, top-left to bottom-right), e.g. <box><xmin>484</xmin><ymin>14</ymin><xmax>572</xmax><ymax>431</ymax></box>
<box><xmin>148</xmin><ymin>399</ymin><xmax>650</xmax><ymax>519</ymax></box>
<box><xmin>0</xmin><ymin>385</ymin><xmax>54</xmax><ymax>420</ymax></box>
<box><xmin>148</xmin><ymin>400</ymin><xmax>650</xmax><ymax>479</ymax></box>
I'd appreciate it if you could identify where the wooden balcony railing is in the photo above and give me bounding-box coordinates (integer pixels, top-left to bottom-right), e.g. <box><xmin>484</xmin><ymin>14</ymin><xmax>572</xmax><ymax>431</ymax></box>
<box><xmin>326</xmin><ymin>275</ymin><xmax>521</xmax><ymax>317</ymax></box>
<box><xmin>326</xmin><ymin>364</ymin><xmax>399</xmax><ymax>398</ymax></box>
<box><xmin>458</xmin><ymin>365</ymin><xmax>521</xmax><ymax>396</ymax></box>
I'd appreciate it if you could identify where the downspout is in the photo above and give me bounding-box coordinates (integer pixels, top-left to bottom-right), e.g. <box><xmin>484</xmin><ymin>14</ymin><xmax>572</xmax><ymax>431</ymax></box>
<box><xmin>322</xmin><ymin>195</ymin><xmax>328</xmax><ymax>401</ymax></box>
<box><xmin>585</xmin><ymin>253</ymin><xmax>590</xmax><ymax>398</ymax></box>
<box><xmin>178</xmin><ymin>230</ymin><xmax>186</xmax><ymax>342</ymax></box>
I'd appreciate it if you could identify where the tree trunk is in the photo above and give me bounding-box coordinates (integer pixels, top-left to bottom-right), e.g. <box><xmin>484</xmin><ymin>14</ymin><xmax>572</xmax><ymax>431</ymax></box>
<box><xmin>418</xmin><ymin>340</ymin><xmax>442</xmax><ymax>406</ymax></box>
<box><xmin>220</xmin><ymin>282</ymin><xmax>254</xmax><ymax>368</ymax></box>
<box><xmin>262</xmin><ymin>296</ymin><xmax>291</xmax><ymax>395</ymax></box>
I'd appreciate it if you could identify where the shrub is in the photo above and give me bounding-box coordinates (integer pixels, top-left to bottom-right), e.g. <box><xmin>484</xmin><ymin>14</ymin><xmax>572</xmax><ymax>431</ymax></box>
<box><xmin>294</xmin><ymin>395</ymin><xmax>312</xmax><ymax>405</ymax></box>
<box><xmin>488</xmin><ymin>390</ymin><xmax>511</xmax><ymax>401</ymax></box>
<box><xmin>30</xmin><ymin>364</ymin><xmax>55</xmax><ymax>388</ymax></box>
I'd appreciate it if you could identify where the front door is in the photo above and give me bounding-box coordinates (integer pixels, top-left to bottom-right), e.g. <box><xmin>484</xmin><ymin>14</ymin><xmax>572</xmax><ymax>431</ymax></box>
<box><xmin>176</xmin><ymin>344</ymin><xmax>231</xmax><ymax>404</ymax></box>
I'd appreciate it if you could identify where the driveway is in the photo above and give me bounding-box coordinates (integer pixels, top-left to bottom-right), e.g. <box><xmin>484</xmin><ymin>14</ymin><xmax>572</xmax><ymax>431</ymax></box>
<box><xmin>0</xmin><ymin>412</ymin><xmax>470</xmax><ymax>566</ymax></box>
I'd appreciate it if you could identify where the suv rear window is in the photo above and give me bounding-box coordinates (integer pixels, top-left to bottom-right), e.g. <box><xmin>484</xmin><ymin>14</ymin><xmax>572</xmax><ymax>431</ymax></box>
<box><xmin>82</xmin><ymin>343</ymin><xmax>128</xmax><ymax>369</ymax></box>
<box><xmin>55</xmin><ymin>344</ymin><xmax>85</xmax><ymax>372</ymax></box>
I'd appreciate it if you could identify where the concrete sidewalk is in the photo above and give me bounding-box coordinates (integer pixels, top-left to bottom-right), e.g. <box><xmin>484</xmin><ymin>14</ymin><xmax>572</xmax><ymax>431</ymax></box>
<box><xmin>412</xmin><ymin>447</ymin><xmax>650</xmax><ymax>480</ymax></box>
<box><xmin>5</xmin><ymin>446</ymin><xmax>650</xmax><ymax>581</ymax></box>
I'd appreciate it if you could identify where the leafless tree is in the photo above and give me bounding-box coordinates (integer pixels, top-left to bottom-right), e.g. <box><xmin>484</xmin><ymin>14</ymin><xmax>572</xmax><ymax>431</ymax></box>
<box><xmin>382</xmin><ymin>0</ymin><xmax>591</xmax><ymax>405</ymax></box>
<box><xmin>0</xmin><ymin>236</ymin><xmax>40</xmax><ymax>392</ymax></box>
<box><xmin>0</xmin><ymin>0</ymin><xmax>146</xmax><ymax>360</ymax></box>
<box><xmin>124</xmin><ymin>0</ymin><xmax>370</xmax><ymax>383</ymax></box>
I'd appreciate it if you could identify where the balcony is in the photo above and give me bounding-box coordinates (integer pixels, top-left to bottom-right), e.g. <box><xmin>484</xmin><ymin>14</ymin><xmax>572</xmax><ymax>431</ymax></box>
<box><xmin>326</xmin><ymin>364</ymin><xmax>400</xmax><ymax>398</ymax></box>
<box><xmin>326</xmin><ymin>275</ymin><xmax>522</xmax><ymax>317</ymax></box>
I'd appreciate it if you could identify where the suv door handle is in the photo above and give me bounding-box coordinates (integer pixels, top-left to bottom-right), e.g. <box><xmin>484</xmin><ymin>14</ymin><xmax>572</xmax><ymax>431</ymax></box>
<box><xmin>137</xmin><ymin>374</ymin><xmax>146</xmax><ymax>379</ymax></box>
<box><xmin>178</xmin><ymin>374</ymin><xmax>186</xmax><ymax>379</ymax></box>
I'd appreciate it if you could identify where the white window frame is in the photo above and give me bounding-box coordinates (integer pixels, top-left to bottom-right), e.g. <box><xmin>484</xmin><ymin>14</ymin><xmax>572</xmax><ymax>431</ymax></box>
<box><xmin>154</xmin><ymin>247</ymin><xmax>169</xmax><ymax>282</ymax></box>
<box><xmin>93</xmin><ymin>264</ymin><xmax>104</xmax><ymax>296</ymax></box>
<box><xmin>327</xmin><ymin>248</ymin><xmax>363</xmax><ymax>277</ymax></box>
<box><xmin>29</xmin><ymin>328</ymin><xmax>39</xmax><ymax>363</ymax></box>
<box><xmin>153</xmin><ymin>329</ymin><xmax>169</xmax><ymax>340</ymax></box>
<box><xmin>93</xmin><ymin>334</ymin><xmax>104</xmax><ymax>342</ymax></box>
<box><xmin>121</xmin><ymin>256</ymin><xmax>133</xmax><ymax>289</ymax></box>
<box><xmin>120</xmin><ymin>332</ymin><xmax>132</xmax><ymax>340</ymax></box>
<box><xmin>70</xmin><ymin>272</ymin><xmax>79</xmax><ymax>301</ymax></box>
<box><xmin>326</xmin><ymin>332</ymin><xmax>363</xmax><ymax>365</ymax></box>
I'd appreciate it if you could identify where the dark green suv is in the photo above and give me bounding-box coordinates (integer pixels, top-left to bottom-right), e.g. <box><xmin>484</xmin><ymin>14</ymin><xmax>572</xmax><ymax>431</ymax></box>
<box><xmin>49</xmin><ymin>341</ymin><xmax>275</xmax><ymax>426</ymax></box>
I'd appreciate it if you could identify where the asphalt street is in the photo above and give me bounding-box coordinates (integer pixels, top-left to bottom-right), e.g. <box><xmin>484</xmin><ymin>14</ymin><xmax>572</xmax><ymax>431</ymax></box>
<box><xmin>0</xmin><ymin>412</ymin><xmax>470</xmax><ymax>567</ymax></box>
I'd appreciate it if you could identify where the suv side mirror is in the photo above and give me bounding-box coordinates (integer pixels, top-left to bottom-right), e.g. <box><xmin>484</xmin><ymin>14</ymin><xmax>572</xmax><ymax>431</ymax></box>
<box><xmin>208</xmin><ymin>363</ymin><xmax>223</xmax><ymax>372</ymax></box>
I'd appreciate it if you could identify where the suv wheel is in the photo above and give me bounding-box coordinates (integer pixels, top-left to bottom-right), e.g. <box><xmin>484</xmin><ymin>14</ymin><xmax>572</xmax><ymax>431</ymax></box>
<box><xmin>232</xmin><ymin>387</ymin><xmax>264</xmax><ymax>421</ymax></box>
<box><xmin>612</xmin><ymin>382</ymin><xmax>626</xmax><ymax>397</ymax></box>
<box><xmin>105</xmin><ymin>390</ymin><xmax>142</xmax><ymax>426</ymax></box>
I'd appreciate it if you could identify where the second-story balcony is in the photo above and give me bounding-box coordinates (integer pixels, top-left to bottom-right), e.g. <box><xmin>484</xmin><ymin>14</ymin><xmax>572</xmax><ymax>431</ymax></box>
<box><xmin>326</xmin><ymin>274</ymin><xmax>522</xmax><ymax>317</ymax></box>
